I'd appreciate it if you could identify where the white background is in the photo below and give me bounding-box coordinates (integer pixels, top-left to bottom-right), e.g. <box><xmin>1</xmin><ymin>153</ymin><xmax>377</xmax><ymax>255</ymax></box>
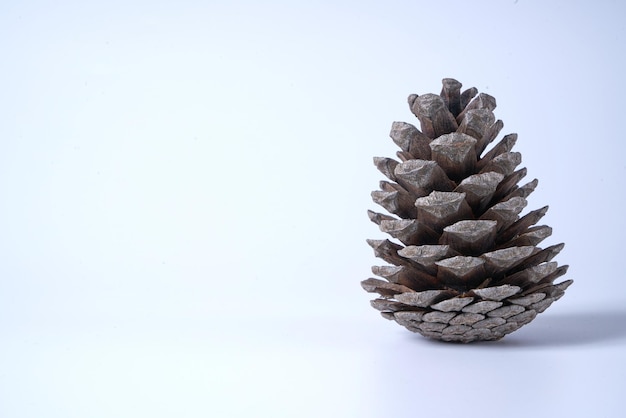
<box><xmin>1</xmin><ymin>1</ymin><xmax>625</xmax><ymax>417</ymax></box>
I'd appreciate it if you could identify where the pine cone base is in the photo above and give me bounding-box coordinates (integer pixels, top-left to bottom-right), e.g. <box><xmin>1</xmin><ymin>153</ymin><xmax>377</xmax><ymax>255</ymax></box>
<box><xmin>378</xmin><ymin>281</ymin><xmax>572</xmax><ymax>343</ymax></box>
<box><xmin>363</xmin><ymin>78</ymin><xmax>572</xmax><ymax>343</ymax></box>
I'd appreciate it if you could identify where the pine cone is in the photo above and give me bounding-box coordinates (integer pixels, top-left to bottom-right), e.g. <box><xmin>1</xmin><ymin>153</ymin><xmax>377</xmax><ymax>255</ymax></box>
<box><xmin>362</xmin><ymin>78</ymin><xmax>572</xmax><ymax>343</ymax></box>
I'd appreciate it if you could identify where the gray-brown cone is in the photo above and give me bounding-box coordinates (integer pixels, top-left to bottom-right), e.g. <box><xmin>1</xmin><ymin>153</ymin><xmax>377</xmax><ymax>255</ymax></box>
<box><xmin>363</xmin><ymin>78</ymin><xmax>572</xmax><ymax>343</ymax></box>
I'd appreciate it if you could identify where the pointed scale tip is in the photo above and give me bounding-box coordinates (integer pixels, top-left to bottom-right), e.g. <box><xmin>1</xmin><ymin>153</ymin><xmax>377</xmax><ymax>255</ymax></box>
<box><xmin>366</xmin><ymin>238</ymin><xmax>383</xmax><ymax>249</ymax></box>
<box><xmin>442</xmin><ymin>77</ymin><xmax>462</xmax><ymax>85</ymax></box>
<box><xmin>556</xmin><ymin>278</ymin><xmax>573</xmax><ymax>292</ymax></box>
<box><xmin>367</xmin><ymin>210</ymin><xmax>395</xmax><ymax>225</ymax></box>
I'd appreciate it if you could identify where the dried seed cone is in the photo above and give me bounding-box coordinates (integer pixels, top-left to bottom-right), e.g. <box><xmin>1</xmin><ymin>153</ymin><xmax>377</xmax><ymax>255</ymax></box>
<box><xmin>362</xmin><ymin>78</ymin><xmax>572</xmax><ymax>343</ymax></box>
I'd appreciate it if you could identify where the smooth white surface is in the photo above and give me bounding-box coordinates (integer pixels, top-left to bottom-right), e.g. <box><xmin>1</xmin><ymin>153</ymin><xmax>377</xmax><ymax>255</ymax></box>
<box><xmin>1</xmin><ymin>1</ymin><xmax>625</xmax><ymax>417</ymax></box>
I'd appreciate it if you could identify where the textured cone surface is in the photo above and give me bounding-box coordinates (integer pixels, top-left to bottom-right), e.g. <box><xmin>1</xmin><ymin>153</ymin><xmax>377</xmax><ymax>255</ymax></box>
<box><xmin>363</xmin><ymin>78</ymin><xmax>572</xmax><ymax>343</ymax></box>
